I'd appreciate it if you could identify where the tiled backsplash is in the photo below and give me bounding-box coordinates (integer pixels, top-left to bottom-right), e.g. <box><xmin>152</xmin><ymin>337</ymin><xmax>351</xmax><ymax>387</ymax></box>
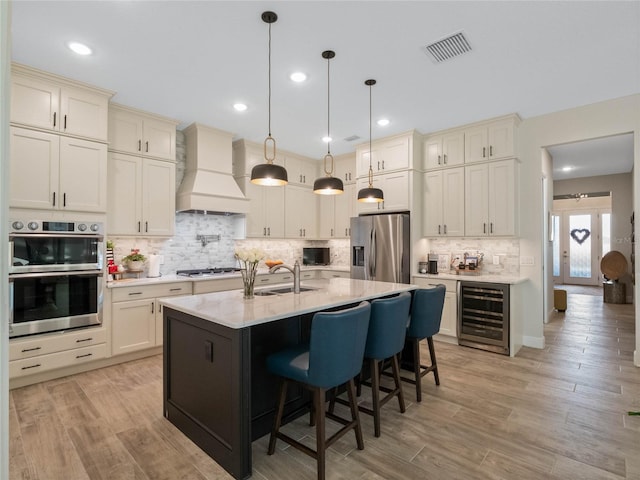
<box><xmin>423</xmin><ymin>238</ymin><xmax>520</xmax><ymax>275</ymax></box>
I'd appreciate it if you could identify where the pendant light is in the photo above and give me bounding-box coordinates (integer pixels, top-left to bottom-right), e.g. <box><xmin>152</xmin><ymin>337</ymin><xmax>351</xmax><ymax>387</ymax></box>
<box><xmin>357</xmin><ymin>79</ymin><xmax>384</xmax><ymax>203</ymax></box>
<box><xmin>251</xmin><ymin>11</ymin><xmax>288</xmax><ymax>186</ymax></box>
<box><xmin>313</xmin><ymin>50</ymin><xmax>344</xmax><ymax>195</ymax></box>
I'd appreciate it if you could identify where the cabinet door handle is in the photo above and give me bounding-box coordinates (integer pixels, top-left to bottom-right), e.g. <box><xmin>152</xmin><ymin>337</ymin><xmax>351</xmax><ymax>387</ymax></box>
<box><xmin>303</xmin><ymin>228</ymin><xmax>306</xmax><ymax>237</ymax></box>
<box><xmin>443</xmin><ymin>154</ymin><xmax>447</xmax><ymax>164</ymax></box>
<box><xmin>138</xmin><ymin>140</ymin><xmax>142</xmax><ymax>152</ymax></box>
<box><xmin>64</xmin><ymin>115</ymin><xmax>67</xmax><ymax>130</ymax></box>
<box><xmin>345</xmin><ymin>173</ymin><xmax>348</xmax><ymax>181</ymax></box>
<box><xmin>267</xmin><ymin>227</ymin><xmax>270</xmax><ymax>236</ymax></box>
<box><xmin>490</xmin><ymin>145</ymin><xmax>493</xmax><ymax>157</ymax></box>
<box><xmin>438</xmin><ymin>225</ymin><xmax>441</xmax><ymax>235</ymax></box>
<box><xmin>145</xmin><ymin>221</ymin><xmax>148</xmax><ymax>233</ymax></box>
<box><xmin>490</xmin><ymin>223</ymin><xmax>494</xmax><ymax>234</ymax></box>
<box><xmin>63</xmin><ymin>193</ymin><xmax>66</xmax><ymax>207</ymax></box>
<box><xmin>349</xmin><ymin>173</ymin><xmax>352</xmax><ymax>180</ymax></box>
<box><xmin>76</xmin><ymin>353</ymin><xmax>93</xmax><ymax>359</ymax></box>
<box><xmin>151</xmin><ymin>302</ymin><xmax>154</xmax><ymax>314</ymax></box>
<box><xmin>76</xmin><ymin>337</ymin><xmax>93</xmax><ymax>343</ymax></box>
<box><xmin>330</xmin><ymin>228</ymin><xmax>334</xmax><ymax>237</ymax></box>
<box><xmin>482</xmin><ymin>147</ymin><xmax>486</xmax><ymax>158</ymax></box>
<box><xmin>52</xmin><ymin>192</ymin><xmax>56</xmax><ymax>207</ymax></box>
<box><xmin>377</xmin><ymin>161</ymin><xmax>380</xmax><ymax>170</ymax></box>
<box><xmin>138</xmin><ymin>221</ymin><xmax>141</xmax><ymax>233</ymax></box>
<box><xmin>128</xmin><ymin>291</ymin><xmax>143</xmax><ymax>296</ymax></box>
<box><xmin>169</xmin><ymin>288</ymin><xmax>182</xmax><ymax>292</ymax></box>
<box><xmin>53</xmin><ymin>112</ymin><xmax>56</xmax><ymax>127</ymax></box>
<box><xmin>382</xmin><ymin>160</ymin><xmax>385</xmax><ymax>169</ymax></box>
<box><xmin>437</xmin><ymin>155</ymin><xmax>441</xmax><ymax>165</ymax></box>
<box><xmin>263</xmin><ymin>227</ymin><xmax>266</xmax><ymax>236</ymax></box>
<box><xmin>146</xmin><ymin>141</ymin><xmax>149</xmax><ymax>152</ymax></box>
<box><xmin>484</xmin><ymin>223</ymin><xmax>486</xmax><ymax>234</ymax></box>
<box><xmin>299</xmin><ymin>228</ymin><xmax>302</xmax><ymax>237</ymax></box>
<box><xmin>21</xmin><ymin>363</ymin><xmax>41</xmax><ymax>370</ymax></box>
<box><xmin>205</xmin><ymin>341</ymin><xmax>214</xmax><ymax>363</ymax></box>
<box><xmin>444</xmin><ymin>224</ymin><xmax>447</xmax><ymax>234</ymax></box>
<box><xmin>21</xmin><ymin>346</ymin><xmax>42</xmax><ymax>353</ymax></box>
<box><xmin>260</xmin><ymin>278</ymin><xmax>270</xmax><ymax>282</ymax></box>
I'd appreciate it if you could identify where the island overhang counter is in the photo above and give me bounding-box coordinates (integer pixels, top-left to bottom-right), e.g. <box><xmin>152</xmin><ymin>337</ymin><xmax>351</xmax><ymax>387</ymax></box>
<box><xmin>160</xmin><ymin>278</ymin><xmax>417</xmax><ymax>480</ymax></box>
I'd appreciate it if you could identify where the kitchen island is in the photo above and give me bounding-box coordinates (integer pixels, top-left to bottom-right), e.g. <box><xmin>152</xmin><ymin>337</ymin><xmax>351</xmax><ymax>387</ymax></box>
<box><xmin>160</xmin><ymin>278</ymin><xmax>416</xmax><ymax>480</ymax></box>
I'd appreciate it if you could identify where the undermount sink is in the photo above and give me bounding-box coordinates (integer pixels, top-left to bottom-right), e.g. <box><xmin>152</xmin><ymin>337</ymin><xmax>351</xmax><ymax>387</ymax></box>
<box><xmin>254</xmin><ymin>286</ymin><xmax>318</xmax><ymax>296</ymax></box>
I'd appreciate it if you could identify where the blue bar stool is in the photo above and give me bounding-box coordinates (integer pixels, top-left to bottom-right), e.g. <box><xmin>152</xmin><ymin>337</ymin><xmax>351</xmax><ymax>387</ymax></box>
<box><xmin>404</xmin><ymin>286</ymin><xmax>446</xmax><ymax>402</ymax></box>
<box><xmin>359</xmin><ymin>292</ymin><xmax>412</xmax><ymax>437</ymax></box>
<box><xmin>266</xmin><ymin>301</ymin><xmax>371</xmax><ymax>480</ymax></box>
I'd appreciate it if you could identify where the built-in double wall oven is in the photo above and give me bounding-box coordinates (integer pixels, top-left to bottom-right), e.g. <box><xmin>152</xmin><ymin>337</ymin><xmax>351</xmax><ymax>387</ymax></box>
<box><xmin>8</xmin><ymin>219</ymin><xmax>104</xmax><ymax>338</ymax></box>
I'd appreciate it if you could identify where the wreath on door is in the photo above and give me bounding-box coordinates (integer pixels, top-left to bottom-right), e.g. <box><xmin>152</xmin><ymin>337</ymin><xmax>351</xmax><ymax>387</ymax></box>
<box><xmin>570</xmin><ymin>228</ymin><xmax>591</xmax><ymax>245</ymax></box>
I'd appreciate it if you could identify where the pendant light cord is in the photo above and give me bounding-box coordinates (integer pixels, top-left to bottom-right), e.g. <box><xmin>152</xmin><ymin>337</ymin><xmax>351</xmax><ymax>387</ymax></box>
<box><xmin>368</xmin><ymin>81</ymin><xmax>373</xmax><ymax>187</ymax></box>
<box><xmin>268</xmin><ymin>21</ymin><xmax>272</xmax><ymax>137</ymax></box>
<box><xmin>327</xmin><ymin>55</ymin><xmax>331</xmax><ymax>155</ymax></box>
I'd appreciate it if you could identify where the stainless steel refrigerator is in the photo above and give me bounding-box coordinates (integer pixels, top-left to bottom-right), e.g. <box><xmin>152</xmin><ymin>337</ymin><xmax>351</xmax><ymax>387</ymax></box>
<box><xmin>350</xmin><ymin>213</ymin><xmax>410</xmax><ymax>283</ymax></box>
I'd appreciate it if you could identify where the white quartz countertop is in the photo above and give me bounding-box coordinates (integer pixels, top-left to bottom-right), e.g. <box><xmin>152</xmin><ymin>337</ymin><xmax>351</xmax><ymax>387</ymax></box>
<box><xmin>413</xmin><ymin>272</ymin><xmax>527</xmax><ymax>285</ymax></box>
<box><xmin>106</xmin><ymin>265</ymin><xmax>350</xmax><ymax>289</ymax></box>
<box><xmin>159</xmin><ymin>278</ymin><xmax>416</xmax><ymax>329</ymax></box>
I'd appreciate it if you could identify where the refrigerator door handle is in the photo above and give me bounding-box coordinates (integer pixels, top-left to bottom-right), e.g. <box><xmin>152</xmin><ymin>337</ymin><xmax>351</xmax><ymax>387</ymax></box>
<box><xmin>369</xmin><ymin>228</ymin><xmax>376</xmax><ymax>278</ymax></box>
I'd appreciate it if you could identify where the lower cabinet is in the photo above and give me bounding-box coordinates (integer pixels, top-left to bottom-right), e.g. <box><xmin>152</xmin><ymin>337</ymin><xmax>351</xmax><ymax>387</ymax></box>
<box><xmin>9</xmin><ymin>327</ymin><xmax>108</xmax><ymax>378</ymax></box>
<box><xmin>111</xmin><ymin>282</ymin><xmax>191</xmax><ymax>355</ymax></box>
<box><xmin>412</xmin><ymin>277</ymin><xmax>457</xmax><ymax>338</ymax></box>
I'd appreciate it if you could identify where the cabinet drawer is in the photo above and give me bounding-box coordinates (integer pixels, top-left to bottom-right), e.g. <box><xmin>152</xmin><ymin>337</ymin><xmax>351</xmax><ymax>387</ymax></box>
<box><xmin>111</xmin><ymin>282</ymin><xmax>191</xmax><ymax>302</ymax></box>
<box><xmin>9</xmin><ymin>343</ymin><xmax>107</xmax><ymax>378</ymax></box>
<box><xmin>320</xmin><ymin>270</ymin><xmax>349</xmax><ymax>279</ymax></box>
<box><xmin>9</xmin><ymin>328</ymin><xmax>107</xmax><ymax>360</ymax></box>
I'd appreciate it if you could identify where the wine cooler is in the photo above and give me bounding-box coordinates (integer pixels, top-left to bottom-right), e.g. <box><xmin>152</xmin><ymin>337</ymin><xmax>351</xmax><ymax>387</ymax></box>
<box><xmin>457</xmin><ymin>281</ymin><xmax>510</xmax><ymax>355</ymax></box>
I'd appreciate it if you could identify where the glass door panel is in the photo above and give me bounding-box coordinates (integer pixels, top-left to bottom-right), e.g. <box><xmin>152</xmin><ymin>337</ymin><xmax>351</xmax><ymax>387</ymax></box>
<box><xmin>562</xmin><ymin>211</ymin><xmax>598</xmax><ymax>285</ymax></box>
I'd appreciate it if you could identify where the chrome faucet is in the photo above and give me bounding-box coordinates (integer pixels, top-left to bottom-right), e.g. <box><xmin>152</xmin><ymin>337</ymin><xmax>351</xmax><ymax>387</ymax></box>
<box><xmin>269</xmin><ymin>260</ymin><xmax>301</xmax><ymax>293</ymax></box>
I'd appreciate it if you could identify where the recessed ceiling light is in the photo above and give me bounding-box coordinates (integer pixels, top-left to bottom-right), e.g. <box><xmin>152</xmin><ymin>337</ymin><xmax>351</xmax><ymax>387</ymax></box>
<box><xmin>233</xmin><ymin>103</ymin><xmax>248</xmax><ymax>112</ymax></box>
<box><xmin>377</xmin><ymin>118</ymin><xmax>390</xmax><ymax>127</ymax></box>
<box><xmin>290</xmin><ymin>72</ymin><xmax>307</xmax><ymax>83</ymax></box>
<box><xmin>562</xmin><ymin>166</ymin><xmax>573</xmax><ymax>172</ymax></box>
<box><xmin>68</xmin><ymin>42</ymin><xmax>92</xmax><ymax>55</ymax></box>
<box><xmin>322</xmin><ymin>136</ymin><xmax>332</xmax><ymax>143</ymax></box>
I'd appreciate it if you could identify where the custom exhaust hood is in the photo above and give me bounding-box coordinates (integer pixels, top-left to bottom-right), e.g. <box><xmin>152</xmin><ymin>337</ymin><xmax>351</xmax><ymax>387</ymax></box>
<box><xmin>176</xmin><ymin>123</ymin><xmax>249</xmax><ymax>215</ymax></box>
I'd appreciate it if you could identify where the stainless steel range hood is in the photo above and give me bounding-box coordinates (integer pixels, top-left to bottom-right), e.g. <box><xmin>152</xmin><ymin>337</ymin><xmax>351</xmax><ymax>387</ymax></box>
<box><xmin>176</xmin><ymin>123</ymin><xmax>249</xmax><ymax>215</ymax></box>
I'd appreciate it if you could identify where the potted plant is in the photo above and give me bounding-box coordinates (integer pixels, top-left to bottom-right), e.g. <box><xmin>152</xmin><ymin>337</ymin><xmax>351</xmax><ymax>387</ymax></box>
<box><xmin>122</xmin><ymin>249</ymin><xmax>146</xmax><ymax>272</ymax></box>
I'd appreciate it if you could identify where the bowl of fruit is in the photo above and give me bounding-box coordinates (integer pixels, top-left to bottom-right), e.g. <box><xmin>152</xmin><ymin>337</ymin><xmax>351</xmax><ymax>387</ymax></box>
<box><xmin>265</xmin><ymin>259</ymin><xmax>284</xmax><ymax>269</ymax></box>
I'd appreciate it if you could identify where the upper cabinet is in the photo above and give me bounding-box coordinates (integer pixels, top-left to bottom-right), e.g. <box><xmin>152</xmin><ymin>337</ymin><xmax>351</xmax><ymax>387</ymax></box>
<box><xmin>284</xmin><ymin>154</ymin><xmax>318</xmax><ymax>187</ymax></box>
<box><xmin>464</xmin><ymin>117</ymin><xmax>518</xmax><ymax>164</ymax></box>
<box><xmin>423</xmin><ymin>131</ymin><xmax>464</xmax><ymax>169</ymax></box>
<box><xmin>11</xmin><ymin>63</ymin><xmax>113</xmax><ymax>142</ymax></box>
<box><xmin>356</xmin><ymin>171</ymin><xmax>413</xmax><ymax>214</ymax></box>
<box><xmin>356</xmin><ymin>131</ymin><xmax>420</xmax><ymax>177</ymax></box>
<box><xmin>333</xmin><ymin>152</ymin><xmax>357</xmax><ymax>184</ymax></box>
<box><xmin>233</xmin><ymin>139</ymin><xmax>285</xmax><ymax>176</ymax></box>
<box><xmin>10</xmin><ymin>126</ymin><xmax>108</xmax><ymax>212</ymax></box>
<box><xmin>108</xmin><ymin>104</ymin><xmax>179</xmax><ymax>161</ymax></box>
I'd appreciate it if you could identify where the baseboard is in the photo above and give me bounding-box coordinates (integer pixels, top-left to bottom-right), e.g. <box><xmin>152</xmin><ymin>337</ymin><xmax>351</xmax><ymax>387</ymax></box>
<box><xmin>434</xmin><ymin>334</ymin><xmax>458</xmax><ymax>345</ymax></box>
<box><xmin>523</xmin><ymin>335</ymin><xmax>545</xmax><ymax>349</ymax></box>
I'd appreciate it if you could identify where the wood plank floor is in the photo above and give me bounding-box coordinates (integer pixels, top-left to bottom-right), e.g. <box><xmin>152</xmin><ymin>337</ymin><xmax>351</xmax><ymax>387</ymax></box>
<box><xmin>9</xmin><ymin>291</ymin><xmax>640</xmax><ymax>479</ymax></box>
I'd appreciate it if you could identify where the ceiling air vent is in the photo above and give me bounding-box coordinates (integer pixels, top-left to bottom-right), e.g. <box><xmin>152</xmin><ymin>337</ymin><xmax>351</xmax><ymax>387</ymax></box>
<box><xmin>344</xmin><ymin>135</ymin><xmax>360</xmax><ymax>142</ymax></box>
<box><xmin>424</xmin><ymin>31</ymin><xmax>471</xmax><ymax>63</ymax></box>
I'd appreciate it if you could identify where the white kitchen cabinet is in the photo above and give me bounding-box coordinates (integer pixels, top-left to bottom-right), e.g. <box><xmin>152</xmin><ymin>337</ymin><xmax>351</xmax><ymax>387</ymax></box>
<box><xmin>356</xmin><ymin>171</ymin><xmax>411</xmax><ymax>214</ymax></box>
<box><xmin>285</xmin><ymin>185</ymin><xmax>317</xmax><ymax>238</ymax></box>
<box><xmin>11</xmin><ymin>65</ymin><xmax>112</xmax><ymax>141</ymax></box>
<box><xmin>239</xmin><ymin>177</ymin><xmax>285</xmax><ymax>238</ymax></box>
<box><xmin>333</xmin><ymin>152</ymin><xmax>356</xmax><ymax>184</ymax></box>
<box><xmin>108</xmin><ymin>104</ymin><xmax>178</xmax><ymax>161</ymax></box>
<box><xmin>465</xmin><ymin>159</ymin><xmax>518</xmax><ymax>236</ymax></box>
<box><xmin>422</xmin><ymin>168</ymin><xmax>464</xmax><ymax>237</ymax></box>
<box><xmin>464</xmin><ymin>118</ymin><xmax>516</xmax><ymax>164</ymax></box>
<box><xmin>107</xmin><ymin>152</ymin><xmax>176</xmax><ymax>236</ymax></box>
<box><xmin>423</xmin><ymin>131</ymin><xmax>464</xmax><ymax>170</ymax></box>
<box><xmin>111</xmin><ymin>282</ymin><xmax>191</xmax><ymax>354</ymax></box>
<box><xmin>10</xmin><ymin>126</ymin><xmax>107</xmax><ymax>212</ymax></box>
<box><xmin>232</xmin><ymin>138</ymin><xmax>287</xmax><ymax>176</ymax></box>
<box><xmin>317</xmin><ymin>184</ymin><xmax>356</xmax><ymax>239</ymax></box>
<box><xmin>356</xmin><ymin>131</ymin><xmax>418</xmax><ymax>176</ymax></box>
<box><xmin>284</xmin><ymin>154</ymin><xmax>317</xmax><ymax>186</ymax></box>
<box><xmin>412</xmin><ymin>277</ymin><xmax>457</xmax><ymax>338</ymax></box>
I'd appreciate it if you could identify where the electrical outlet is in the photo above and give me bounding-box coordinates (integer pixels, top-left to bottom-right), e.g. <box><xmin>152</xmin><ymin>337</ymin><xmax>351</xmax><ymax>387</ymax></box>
<box><xmin>493</xmin><ymin>255</ymin><xmax>500</xmax><ymax>265</ymax></box>
<box><xmin>520</xmin><ymin>256</ymin><xmax>534</xmax><ymax>266</ymax></box>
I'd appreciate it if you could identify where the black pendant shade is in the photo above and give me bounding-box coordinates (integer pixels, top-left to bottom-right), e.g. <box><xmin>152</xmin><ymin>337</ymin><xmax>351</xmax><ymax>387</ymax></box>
<box><xmin>251</xmin><ymin>11</ymin><xmax>288</xmax><ymax>186</ymax></box>
<box><xmin>358</xmin><ymin>79</ymin><xmax>384</xmax><ymax>203</ymax></box>
<box><xmin>313</xmin><ymin>175</ymin><xmax>344</xmax><ymax>195</ymax></box>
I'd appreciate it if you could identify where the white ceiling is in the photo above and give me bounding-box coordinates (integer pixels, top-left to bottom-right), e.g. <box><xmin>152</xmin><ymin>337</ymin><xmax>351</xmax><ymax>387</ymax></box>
<box><xmin>10</xmin><ymin>1</ymin><xmax>640</xmax><ymax>175</ymax></box>
<box><xmin>549</xmin><ymin>133</ymin><xmax>635</xmax><ymax>181</ymax></box>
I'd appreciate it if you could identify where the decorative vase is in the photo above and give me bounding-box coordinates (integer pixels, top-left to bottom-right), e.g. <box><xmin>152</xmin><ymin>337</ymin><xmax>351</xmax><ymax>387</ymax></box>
<box><xmin>241</xmin><ymin>267</ymin><xmax>257</xmax><ymax>299</ymax></box>
<box><xmin>127</xmin><ymin>260</ymin><xmax>144</xmax><ymax>272</ymax></box>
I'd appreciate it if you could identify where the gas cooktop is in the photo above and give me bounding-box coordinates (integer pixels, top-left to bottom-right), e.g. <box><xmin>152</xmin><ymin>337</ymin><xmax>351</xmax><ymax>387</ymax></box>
<box><xmin>176</xmin><ymin>267</ymin><xmax>242</xmax><ymax>278</ymax></box>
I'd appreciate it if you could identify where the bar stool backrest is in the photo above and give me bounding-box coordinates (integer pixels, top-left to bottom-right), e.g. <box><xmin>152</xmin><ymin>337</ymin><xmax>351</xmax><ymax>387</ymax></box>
<box><xmin>308</xmin><ymin>301</ymin><xmax>371</xmax><ymax>388</ymax></box>
<box><xmin>365</xmin><ymin>292</ymin><xmax>412</xmax><ymax>360</ymax></box>
<box><xmin>407</xmin><ymin>286</ymin><xmax>446</xmax><ymax>340</ymax></box>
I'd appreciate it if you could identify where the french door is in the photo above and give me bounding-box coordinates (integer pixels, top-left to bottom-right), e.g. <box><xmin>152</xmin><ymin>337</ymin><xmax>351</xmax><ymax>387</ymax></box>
<box><xmin>552</xmin><ymin>209</ymin><xmax>610</xmax><ymax>286</ymax></box>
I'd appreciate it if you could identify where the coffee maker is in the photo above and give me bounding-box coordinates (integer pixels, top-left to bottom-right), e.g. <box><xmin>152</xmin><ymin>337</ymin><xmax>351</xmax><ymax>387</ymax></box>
<box><xmin>428</xmin><ymin>253</ymin><xmax>439</xmax><ymax>274</ymax></box>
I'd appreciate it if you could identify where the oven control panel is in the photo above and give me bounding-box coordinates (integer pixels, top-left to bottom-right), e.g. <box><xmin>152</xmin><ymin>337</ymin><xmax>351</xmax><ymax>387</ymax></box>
<box><xmin>10</xmin><ymin>220</ymin><xmax>104</xmax><ymax>235</ymax></box>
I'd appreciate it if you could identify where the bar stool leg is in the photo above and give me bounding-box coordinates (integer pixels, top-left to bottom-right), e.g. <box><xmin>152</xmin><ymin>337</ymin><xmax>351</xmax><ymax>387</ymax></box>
<box><xmin>346</xmin><ymin>378</ymin><xmax>364</xmax><ymax>450</ymax></box>
<box><xmin>391</xmin><ymin>353</ymin><xmax>406</xmax><ymax>413</ymax></box>
<box><xmin>412</xmin><ymin>338</ymin><xmax>422</xmax><ymax>402</ymax></box>
<box><xmin>370</xmin><ymin>359</ymin><xmax>381</xmax><ymax>437</ymax></box>
<box><xmin>268</xmin><ymin>379</ymin><xmax>288</xmax><ymax>455</ymax></box>
<box><xmin>315</xmin><ymin>387</ymin><xmax>326</xmax><ymax>480</ymax></box>
<box><xmin>427</xmin><ymin>337</ymin><xmax>440</xmax><ymax>385</ymax></box>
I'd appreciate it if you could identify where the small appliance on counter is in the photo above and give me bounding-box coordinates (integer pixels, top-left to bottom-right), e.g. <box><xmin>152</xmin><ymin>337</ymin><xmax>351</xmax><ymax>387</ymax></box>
<box><xmin>418</xmin><ymin>261</ymin><xmax>428</xmax><ymax>274</ymax></box>
<box><xmin>147</xmin><ymin>254</ymin><xmax>163</xmax><ymax>278</ymax></box>
<box><xmin>303</xmin><ymin>247</ymin><xmax>330</xmax><ymax>266</ymax></box>
<box><xmin>428</xmin><ymin>253</ymin><xmax>439</xmax><ymax>274</ymax></box>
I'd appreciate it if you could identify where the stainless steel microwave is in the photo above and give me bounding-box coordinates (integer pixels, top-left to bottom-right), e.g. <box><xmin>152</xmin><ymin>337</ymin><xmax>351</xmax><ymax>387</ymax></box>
<box><xmin>303</xmin><ymin>247</ymin><xmax>330</xmax><ymax>266</ymax></box>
